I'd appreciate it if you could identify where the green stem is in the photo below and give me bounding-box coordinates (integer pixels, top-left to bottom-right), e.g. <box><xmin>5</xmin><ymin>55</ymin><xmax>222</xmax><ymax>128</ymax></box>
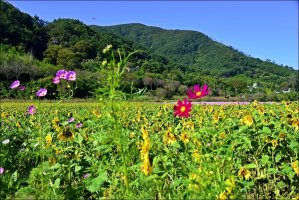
<box><xmin>37</xmin><ymin>98</ymin><xmax>44</xmax><ymax>192</ymax></box>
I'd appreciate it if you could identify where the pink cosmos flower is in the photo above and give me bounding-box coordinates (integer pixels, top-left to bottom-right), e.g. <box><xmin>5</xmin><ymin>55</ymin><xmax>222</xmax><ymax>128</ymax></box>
<box><xmin>52</xmin><ymin>76</ymin><xmax>60</xmax><ymax>84</ymax></box>
<box><xmin>187</xmin><ymin>84</ymin><xmax>209</xmax><ymax>99</ymax></box>
<box><xmin>56</xmin><ymin>70</ymin><xmax>67</xmax><ymax>79</ymax></box>
<box><xmin>10</xmin><ymin>80</ymin><xmax>20</xmax><ymax>89</ymax></box>
<box><xmin>27</xmin><ymin>105</ymin><xmax>36</xmax><ymax>115</ymax></box>
<box><xmin>83</xmin><ymin>173</ymin><xmax>90</xmax><ymax>179</ymax></box>
<box><xmin>174</xmin><ymin>98</ymin><xmax>192</xmax><ymax>118</ymax></box>
<box><xmin>36</xmin><ymin>88</ymin><xmax>47</xmax><ymax>97</ymax></box>
<box><xmin>66</xmin><ymin>71</ymin><xmax>76</xmax><ymax>81</ymax></box>
<box><xmin>68</xmin><ymin>117</ymin><xmax>75</xmax><ymax>122</ymax></box>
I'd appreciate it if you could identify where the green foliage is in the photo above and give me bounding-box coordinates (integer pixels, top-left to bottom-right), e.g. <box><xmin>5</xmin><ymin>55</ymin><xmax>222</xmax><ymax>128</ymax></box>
<box><xmin>43</xmin><ymin>44</ymin><xmax>63</xmax><ymax>65</ymax></box>
<box><xmin>0</xmin><ymin>1</ymin><xmax>48</xmax><ymax>59</ymax></box>
<box><xmin>56</xmin><ymin>48</ymin><xmax>80</xmax><ymax>68</ymax></box>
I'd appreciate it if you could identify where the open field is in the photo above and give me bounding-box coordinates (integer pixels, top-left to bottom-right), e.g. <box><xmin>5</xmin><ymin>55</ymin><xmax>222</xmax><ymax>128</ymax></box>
<box><xmin>1</xmin><ymin>101</ymin><xmax>298</xmax><ymax>199</ymax></box>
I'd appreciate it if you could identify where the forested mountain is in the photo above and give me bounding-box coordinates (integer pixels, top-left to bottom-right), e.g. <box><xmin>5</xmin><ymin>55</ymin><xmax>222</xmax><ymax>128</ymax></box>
<box><xmin>1</xmin><ymin>0</ymin><xmax>298</xmax><ymax>101</ymax></box>
<box><xmin>91</xmin><ymin>23</ymin><xmax>296</xmax><ymax>79</ymax></box>
<box><xmin>91</xmin><ymin>23</ymin><xmax>298</xmax><ymax>99</ymax></box>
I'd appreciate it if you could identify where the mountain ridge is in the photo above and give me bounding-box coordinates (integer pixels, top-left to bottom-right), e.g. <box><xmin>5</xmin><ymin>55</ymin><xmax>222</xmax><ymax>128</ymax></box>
<box><xmin>90</xmin><ymin>23</ymin><xmax>296</xmax><ymax>83</ymax></box>
<box><xmin>92</xmin><ymin>22</ymin><xmax>297</xmax><ymax>69</ymax></box>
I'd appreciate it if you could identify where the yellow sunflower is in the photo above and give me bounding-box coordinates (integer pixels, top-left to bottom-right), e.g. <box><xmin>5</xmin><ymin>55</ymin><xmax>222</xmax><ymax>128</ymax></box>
<box><xmin>57</xmin><ymin>126</ymin><xmax>74</xmax><ymax>141</ymax></box>
<box><xmin>238</xmin><ymin>167</ymin><xmax>251</xmax><ymax>180</ymax></box>
<box><xmin>243</xmin><ymin>115</ymin><xmax>253</xmax><ymax>126</ymax></box>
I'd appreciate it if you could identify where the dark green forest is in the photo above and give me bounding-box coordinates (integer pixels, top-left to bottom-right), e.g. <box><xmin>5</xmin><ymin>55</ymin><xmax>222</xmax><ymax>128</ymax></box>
<box><xmin>1</xmin><ymin>1</ymin><xmax>298</xmax><ymax>101</ymax></box>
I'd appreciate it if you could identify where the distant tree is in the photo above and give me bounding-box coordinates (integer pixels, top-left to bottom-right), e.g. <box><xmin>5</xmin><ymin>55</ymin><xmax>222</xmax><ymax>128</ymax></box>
<box><xmin>43</xmin><ymin>45</ymin><xmax>63</xmax><ymax>65</ymax></box>
<box><xmin>164</xmin><ymin>82</ymin><xmax>178</xmax><ymax>99</ymax></box>
<box><xmin>178</xmin><ymin>85</ymin><xmax>188</xmax><ymax>95</ymax></box>
<box><xmin>57</xmin><ymin>48</ymin><xmax>80</xmax><ymax>68</ymax></box>
<box><xmin>155</xmin><ymin>88</ymin><xmax>167</xmax><ymax>100</ymax></box>
<box><xmin>143</xmin><ymin>76</ymin><xmax>154</xmax><ymax>90</ymax></box>
<box><xmin>72</xmin><ymin>40</ymin><xmax>97</xmax><ymax>60</ymax></box>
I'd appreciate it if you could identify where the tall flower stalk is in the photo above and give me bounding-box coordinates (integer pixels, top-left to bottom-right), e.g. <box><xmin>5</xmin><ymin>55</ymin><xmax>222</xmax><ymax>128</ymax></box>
<box><xmin>53</xmin><ymin>70</ymin><xmax>77</xmax><ymax>102</ymax></box>
<box><xmin>97</xmin><ymin>45</ymin><xmax>139</xmax><ymax>101</ymax></box>
<box><xmin>97</xmin><ymin>45</ymin><xmax>139</xmax><ymax>195</ymax></box>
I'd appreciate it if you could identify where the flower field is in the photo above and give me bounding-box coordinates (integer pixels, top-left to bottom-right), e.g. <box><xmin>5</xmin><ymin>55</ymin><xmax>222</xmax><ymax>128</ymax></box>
<box><xmin>1</xmin><ymin>100</ymin><xmax>298</xmax><ymax>199</ymax></box>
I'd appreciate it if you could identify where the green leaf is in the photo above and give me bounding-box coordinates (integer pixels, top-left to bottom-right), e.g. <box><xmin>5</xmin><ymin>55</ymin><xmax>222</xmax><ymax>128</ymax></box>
<box><xmin>171</xmin><ymin>178</ymin><xmax>184</xmax><ymax>188</ymax></box>
<box><xmin>51</xmin><ymin>163</ymin><xmax>61</xmax><ymax>169</ymax></box>
<box><xmin>75</xmin><ymin>133</ymin><xmax>83</xmax><ymax>144</ymax></box>
<box><xmin>288</xmin><ymin>141</ymin><xmax>299</xmax><ymax>152</ymax></box>
<box><xmin>238</xmin><ymin>180</ymin><xmax>254</xmax><ymax>187</ymax></box>
<box><xmin>262</xmin><ymin>126</ymin><xmax>271</xmax><ymax>134</ymax></box>
<box><xmin>281</xmin><ymin>165</ymin><xmax>293</xmax><ymax>174</ymax></box>
<box><xmin>152</xmin><ymin>156</ymin><xmax>161</xmax><ymax>166</ymax></box>
<box><xmin>267</xmin><ymin>168</ymin><xmax>279</xmax><ymax>174</ymax></box>
<box><xmin>277</xmin><ymin>181</ymin><xmax>286</xmax><ymax>189</ymax></box>
<box><xmin>12</xmin><ymin>170</ymin><xmax>18</xmax><ymax>182</ymax></box>
<box><xmin>244</xmin><ymin>163</ymin><xmax>258</xmax><ymax>169</ymax></box>
<box><xmin>75</xmin><ymin>165</ymin><xmax>82</xmax><ymax>172</ymax></box>
<box><xmin>53</xmin><ymin>178</ymin><xmax>61</xmax><ymax>189</ymax></box>
<box><xmin>61</xmin><ymin>121</ymin><xmax>69</xmax><ymax>126</ymax></box>
<box><xmin>275</xmin><ymin>154</ymin><xmax>282</xmax><ymax>163</ymax></box>
<box><xmin>261</xmin><ymin>155</ymin><xmax>270</xmax><ymax>166</ymax></box>
<box><xmin>174</xmin><ymin>123</ymin><xmax>181</xmax><ymax>132</ymax></box>
<box><xmin>86</xmin><ymin>171</ymin><xmax>107</xmax><ymax>193</ymax></box>
<box><xmin>145</xmin><ymin>174</ymin><xmax>159</xmax><ymax>181</ymax></box>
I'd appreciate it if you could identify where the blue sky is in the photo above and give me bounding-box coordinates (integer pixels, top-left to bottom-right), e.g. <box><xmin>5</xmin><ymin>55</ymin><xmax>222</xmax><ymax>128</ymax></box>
<box><xmin>8</xmin><ymin>1</ymin><xmax>298</xmax><ymax>69</ymax></box>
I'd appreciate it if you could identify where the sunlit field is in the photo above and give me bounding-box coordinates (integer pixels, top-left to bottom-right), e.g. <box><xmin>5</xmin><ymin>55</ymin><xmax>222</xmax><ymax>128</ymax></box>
<box><xmin>1</xmin><ymin>100</ymin><xmax>298</xmax><ymax>199</ymax></box>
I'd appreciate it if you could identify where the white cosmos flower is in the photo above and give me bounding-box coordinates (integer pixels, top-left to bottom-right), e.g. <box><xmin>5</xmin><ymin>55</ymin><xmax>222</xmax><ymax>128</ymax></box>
<box><xmin>2</xmin><ymin>139</ymin><xmax>10</xmax><ymax>145</ymax></box>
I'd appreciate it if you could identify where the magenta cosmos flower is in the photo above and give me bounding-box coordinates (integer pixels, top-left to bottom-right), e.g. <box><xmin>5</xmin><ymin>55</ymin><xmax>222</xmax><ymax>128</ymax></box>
<box><xmin>66</xmin><ymin>71</ymin><xmax>76</xmax><ymax>81</ymax></box>
<box><xmin>187</xmin><ymin>84</ymin><xmax>209</xmax><ymax>99</ymax></box>
<box><xmin>56</xmin><ymin>70</ymin><xmax>67</xmax><ymax>79</ymax></box>
<box><xmin>10</xmin><ymin>80</ymin><xmax>20</xmax><ymax>89</ymax></box>
<box><xmin>18</xmin><ymin>85</ymin><xmax>26</xmax><ymax>91</ymax></box>
<box><xmin>27</xmin><ymin>105</ymin><xmax>36</xmax><ymax>115</ymax></box>
<box><xmin>0</xmin><ymin>167</ymin><xmax>4</xmax><ymax>175</ymax></box>
<box><xmin>76</xmin><ymin>122</ymin><xmax>83</xmax><ymax>128</ymax></box>
<box><xmin>174</xmin><ymin>98</ymin><xmax>192</xmax><ymax>118</ymax></box>
<box><xmin>36</xmin><ymin>88</ymin><xmax>47</xmax><ymax>97</ymax></box>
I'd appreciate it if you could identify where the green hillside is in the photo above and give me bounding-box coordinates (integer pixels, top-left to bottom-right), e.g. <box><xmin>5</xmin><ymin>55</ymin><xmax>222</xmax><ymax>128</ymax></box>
<box><xmin>91</xmin><ymin>23</ymin><xmax>211</xmax><ymax>66</ymax></box>
<box><xmin>91</xmin><ymin>23</ymin><xmax>296</xmax><ymax>78</ymax></box>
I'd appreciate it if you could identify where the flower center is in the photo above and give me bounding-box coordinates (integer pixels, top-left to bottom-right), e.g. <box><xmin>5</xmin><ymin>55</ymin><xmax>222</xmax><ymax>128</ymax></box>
<box><xmin>180</xmin><ymin>106</ymin><xmax>186</xmax><ymax>112</ymax></box>
<box><xmin>196</xmin><ymin>91</ymin><xmax>201</xmax><ymax>97</ymax></box>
